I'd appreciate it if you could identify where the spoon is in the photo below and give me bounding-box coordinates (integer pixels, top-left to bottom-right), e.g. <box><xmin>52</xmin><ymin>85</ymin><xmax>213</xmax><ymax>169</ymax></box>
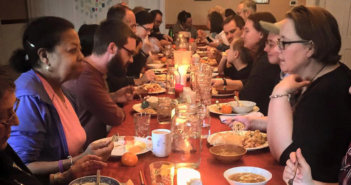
<box><xmin>288</xmin><ymin>159</ymin><xmax>298</xmax><ymax>185</ymax></box>
<box><xmin>216</xmin><ymin>100</ymin><xmax>220</xmax><ymax>111</ymax></box>
<box><xmin>234</xmin><ymin>96</ymin><xmax>242</xmax><ymax>107</ymax></box>
<box><xmin>96</xmin><ymin>169</ymin><xmax>100</xmax><ymax>185</ymax></box>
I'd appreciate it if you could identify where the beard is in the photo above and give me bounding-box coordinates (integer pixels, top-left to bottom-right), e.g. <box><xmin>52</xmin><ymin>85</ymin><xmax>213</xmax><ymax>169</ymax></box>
<box><xmin>107</xmin><ymin>51</ymin><xmax>129</xmax><ymax>77</ymax></box>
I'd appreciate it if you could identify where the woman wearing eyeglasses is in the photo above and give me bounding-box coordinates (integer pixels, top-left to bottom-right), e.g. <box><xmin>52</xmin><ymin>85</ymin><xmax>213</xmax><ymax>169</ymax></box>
<box><xmin>0</xmin><ymin>66</ymin><xmax>108</xmax><ymax>185</ymax></box>
<box><xmin>267</xmin><ymin>6</ymin><xmax>351</xmax><ymax>184</ymax></box>
<box><xmin>7</xmin><ymin>16</ymin><xmax>113</xmax><ymax>184</ymax></box>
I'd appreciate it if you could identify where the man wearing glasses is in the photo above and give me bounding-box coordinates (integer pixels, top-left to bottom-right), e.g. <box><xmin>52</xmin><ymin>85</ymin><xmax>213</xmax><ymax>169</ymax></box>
<box><xmin>64</xmin><ymin>20</ymin><xmax>138</xmax><ymax>146</ymax></box>
<box><xmin>150</xmin><ymin>9</ymin><xmax>173</xmax><ymax>44</ymax></box>
<box><xmin>126</xmin><ymin>10</ymin><xmax>156</xmax><ymax>81</ymax></box>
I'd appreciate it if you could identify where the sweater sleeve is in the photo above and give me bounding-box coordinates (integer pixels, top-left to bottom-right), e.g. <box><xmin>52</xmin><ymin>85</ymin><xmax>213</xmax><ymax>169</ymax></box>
<box><xmin>8</xmin><ymin>96</ymin><xmax>48</xmax><ymax>164</ymax></box>
<box><xmin>74</xmin><ymin>72</ymin><xmax>124</xmax><ymax>126</ymax></box>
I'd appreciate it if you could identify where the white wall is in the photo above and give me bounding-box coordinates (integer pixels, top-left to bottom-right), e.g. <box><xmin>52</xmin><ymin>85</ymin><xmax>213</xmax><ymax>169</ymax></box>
<box><xmin>0</xmin><ymin>0</ymin><xmax>166</xmax><ymax>65</ymax></box>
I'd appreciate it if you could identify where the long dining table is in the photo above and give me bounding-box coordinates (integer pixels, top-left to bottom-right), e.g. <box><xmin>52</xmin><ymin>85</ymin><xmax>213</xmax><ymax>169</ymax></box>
<box><xmin>102</xmin><ymin>93</ymin><xmax>285</xmax><ymax>185</ymax></box>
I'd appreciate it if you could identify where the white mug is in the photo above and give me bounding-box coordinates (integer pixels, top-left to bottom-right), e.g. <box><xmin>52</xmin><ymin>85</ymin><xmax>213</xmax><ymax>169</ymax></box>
<box><xmin>152</xmin><ymin>129</ymin><xmax>171</xmax><ymax>157</ymax></box>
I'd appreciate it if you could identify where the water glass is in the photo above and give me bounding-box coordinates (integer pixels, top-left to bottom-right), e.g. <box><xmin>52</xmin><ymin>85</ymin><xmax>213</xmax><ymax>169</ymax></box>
<box><xmin>157</xmin><ymin>97</ymin><xmax>174</xmax><ymax>124</ymax></box>
<box><xmin>198</xmin><ymin>104</ymin><xmax>211</xmax><ymax>139</ymax></box>
<box><xmin>133</xmin><ymin>113</ymin><xmax>151</xmax><ymax>137</ymax></box>
<box><xmin>149</xmin><ymin>161</ymin><xmax>175</xmax><ymax>185</ymax></box>
<box><xmin>166</xmin><ymin>67</ymin><xmax>176</xmax><ymax>94</ymax></box>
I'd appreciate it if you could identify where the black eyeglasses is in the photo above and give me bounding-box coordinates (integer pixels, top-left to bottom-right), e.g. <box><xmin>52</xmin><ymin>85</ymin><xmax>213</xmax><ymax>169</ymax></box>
<box><xmin>277</xmin><ymin>38</ymin><xmax>311</xmax><ymax>50</ymax></box>
<box><xmin>0</xmin><ymin>99</ymin><xmax>20</xmax><ymax>127</ymax></box>
<box><xmin>138</xmin><ymin>24</ymin><xmax>152</xmax><ymax>32</ymax></box>
<box><xmin>121</xmin><ymin>46</ymin><xmax>136</xmax><ymax>57</ymax></box>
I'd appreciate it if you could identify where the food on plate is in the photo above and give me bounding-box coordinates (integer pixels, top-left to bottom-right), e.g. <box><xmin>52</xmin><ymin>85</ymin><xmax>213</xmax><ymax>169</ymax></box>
<box><xmin>141</xmin><ymin>107</ymin><xmax>157</xmax><ymax>114</ymax></box>
<box><xmin>125</xmin><ymin>140</ymin><xmax>147</xmax><ymax>153</ymax></box>
<box><xmin>121</xmin><ymin>152</ymin><xmax>138</xmax><ymax>166</ymax></box>
<box><xmin>210</xmin><ymin>132</ymin><xmax>243</xmax><ymax>146</ymax></box>
<box><xmin>143</xmin><ymin>83</ymin><xmax>163</xmax><ymax>93</ymax></box>
<box><xmin>160</xmin><ymin>56</ymin><xmax>167</xmax><ymax>63</ymax></box>
<box><xmin>145</xmin><ymin>96</ymin><xmax>158</xmax><ymax>109</ymax></box>
<box><xmin>155</xmin><ymin>74</ymin><xmax>166</xmax><ymax>81</ymax></box>
<box><xmin>72</xmin><ymin>182</ymin><xmax>109</xmax><ymax>185</ymax></box>
<box><xmin>210</xmin><ymin>130</ymin><xmax>267</xmax><ymax>149</ymax></box>
<box><xmin>242</xmin><ymin>130</ymin><xmax>266</xmax><ymax>148</ymax></box>
<box><xmin>221</xmin><ymin>105</ymin><xmax>232</xmax><ymax>114</ymax></box>
<box><xmin>200</xmin><ymin>58</ymin><xmax>217</xmax><ymax>66</ymax></box>
<box><xmin>232</xmin><ymin>121</ymin><xmax>245</xmax><ymax>131</ymax></box>
<box><xmin>212</xmin><ymin>87</ymin><xmax>218</xmax><ymax>95</ymax></box>
<box><xmin>153</xmin><ymin>68</ymin><xmax>168</xmax><ymax>74</ymax></box>
<box><xmin>229</xmin><ymin>172</ymin><xmax>266</xmax><ymax>183</ymax></box>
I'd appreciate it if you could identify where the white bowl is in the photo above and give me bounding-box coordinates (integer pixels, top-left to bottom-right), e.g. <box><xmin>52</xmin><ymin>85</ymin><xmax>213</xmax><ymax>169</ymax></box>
<box><xmin>146</xmin><ymin>63</ymin><xmax>165</xmax><ymax>69</ymax></box>
<box><xmin>146</xmin><ymin>96</ymin><xmax>158</xmax><ymax>109</ymax></box>
<box><xmin>223</xmin><ymin>166</ymin><xmax>272</xmax><ymax>185</ymax></box>
<box><xmin>69</xmin><ymin>175</ymin><xmax>120</xmax><ymax>185</ymax></box>
<box><xmin>228</xmin><ymin>100</ymin><xmax>256</xmax><ymax>114</ymax></box>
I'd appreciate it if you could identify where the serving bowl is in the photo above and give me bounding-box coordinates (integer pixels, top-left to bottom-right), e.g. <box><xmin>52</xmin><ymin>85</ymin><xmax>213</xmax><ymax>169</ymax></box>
<box><xmin>223</xmin><ymin>166</ymin><xmax>272</xmax><ymax>185</ymax></box>
<box><xmin>215</xmin><ymin>85</ymin><xmax>236</xmax><ymax>94</ymax></box>
<box><xmin>228</xmin><ymin>100</ymin><xmax>256</xmax><ymax>114</ymax></box>
<box><xmin>209</xmin><ymin>144</ymin><xmax>246</xmax><ymax>163</ymax></box>
<box><xmin>69</xmin><ymin>175</ymin><xmax>120</xmax><ymax>185</ymax></box>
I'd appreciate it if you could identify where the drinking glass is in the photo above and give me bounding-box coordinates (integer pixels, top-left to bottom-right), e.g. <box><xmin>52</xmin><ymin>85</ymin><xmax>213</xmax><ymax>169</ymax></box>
<box><xmin>149</xmin><ymin>161</ymin><xmax>175</xmax><ymax>185</ymax></box>
<box><xmin>157</xmin><ymin>97</ymin><xmax>174</xmax><ymax>125</ymax></box>
<box><xmin>133</xmin><ymin>113</ymin><xmax>151</xmax><ymax>137</ymax></box>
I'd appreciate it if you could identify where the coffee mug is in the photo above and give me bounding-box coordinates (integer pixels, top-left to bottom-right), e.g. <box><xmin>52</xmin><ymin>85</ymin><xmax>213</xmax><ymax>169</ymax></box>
<box><xmin>152</xmin><ymin>129</ymin><xmax>171</xmax><ymax>157</ymax></box>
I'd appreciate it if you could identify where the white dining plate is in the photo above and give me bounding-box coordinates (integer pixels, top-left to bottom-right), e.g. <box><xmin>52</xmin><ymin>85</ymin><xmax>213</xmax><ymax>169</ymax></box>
<box><xmin>146</xmin><ymin>63</ymin><xmax>165</xmax><ymax>69</ymax></box>
<box><xmin>212</xmin><ymin>93</ymin><xmax>235</xmax><ymax>97</ymax></box>
<box><xmin>207</xmin><ymin>103</ymin><xmax>259</xmax><ymax>115</ymax></box>
<box><xmin>111</xmin><ymin>136</ymin><xmax>152</xmax><ymax>157</ymax></box>
<box><xmin>132</xmin><ymin>103</ymin><xmax>157</xmax><ymax>115</ymax></box>
<box><xmin>207</xmin><ymin>130</ymin><xmax>268</xmax><ymax>151</ymax></box>
<box><xmin>153</xmin><ymin>68</ymin><xmax>168</xmax><ymax>74</ymax></box>
<box><xmin>147</xmin><ymin>87</ymin><xmax>166</xmax><ymax>94</ymax></box>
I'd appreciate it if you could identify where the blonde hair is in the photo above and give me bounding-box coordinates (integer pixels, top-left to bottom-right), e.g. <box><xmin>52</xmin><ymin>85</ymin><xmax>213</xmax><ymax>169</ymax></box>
<box><xmin>208</xmin><ymin>5</ymin><xmax>225</xmax><ymax>17</ymax></box>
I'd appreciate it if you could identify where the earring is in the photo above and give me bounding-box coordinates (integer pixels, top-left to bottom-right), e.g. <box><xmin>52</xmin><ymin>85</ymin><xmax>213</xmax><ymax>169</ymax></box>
<box><xmin>45</xmin><ymin>65</ymin><xmax>50</xmax><ymax>71</ymax></box>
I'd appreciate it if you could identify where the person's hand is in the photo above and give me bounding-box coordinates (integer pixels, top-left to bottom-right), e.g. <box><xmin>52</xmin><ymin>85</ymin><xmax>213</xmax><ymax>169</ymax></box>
<box><xmin>160</xmin><ymin>39</ymin><xmax>171</xmax><ymax>47</ymax></box>
<box><xmin>283</xmin><ymin>148</ymin><xmax>314</xmax><ymax>185</ymax></box>
<box><xmin>222</xmin><ymin>112</ymin><xmax>265</xmax><ymax>131</ymax></box>
<box><xmin>142</xmin><ymin>39</ymin><xmax>152</xmax><ymax>54</ymax></box>
<box><xmin>349</xmin><ymin>86</ymin><xmax>351</xmax><ymax>94</ymax></box>
<box><xmin>111</xmin><ymin>85</ymin><xmax>134</xmax><ymax>103</ymax></box>
<box><xmin>211</xmin><ymin>78</ymin><xmax>224</xmax><ymax>87</ymax></box>
<box><xmin>141</xmin><ymin>69</ymin><xmax>155</xmax><ymax>83</ymax></box>
<box><xmin>84</xmin><ymin>137</ymin><xmax>114</xmax><ymax>161</ymax></box>
<box><xmin>70</xmin><ymin>155</ymin><xmax>107</xmax><ymax>179</ymax></box>
<box><xmin>163</xmin><ymin>34</ymin><xmax>173</xmax><ymax>42</ymax></box>
<box><xmin>272</xmin><ymin>74</ymin><xmax>310</xmax><ymax>95</ymax></box>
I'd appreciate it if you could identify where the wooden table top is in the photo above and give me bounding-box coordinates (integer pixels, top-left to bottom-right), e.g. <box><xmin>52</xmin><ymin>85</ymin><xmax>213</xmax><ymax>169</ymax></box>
<box><xmin>102</xmin><ymin>95</ymin><xmax>284</xmax><ymax>185</ymax></box>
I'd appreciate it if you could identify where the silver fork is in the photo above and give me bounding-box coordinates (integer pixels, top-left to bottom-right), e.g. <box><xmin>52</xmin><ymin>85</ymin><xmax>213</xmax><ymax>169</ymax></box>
<box><xmin>288</xmin><ymin>160</ymin><xmax>298</xmax><ymax>185</ymax></box>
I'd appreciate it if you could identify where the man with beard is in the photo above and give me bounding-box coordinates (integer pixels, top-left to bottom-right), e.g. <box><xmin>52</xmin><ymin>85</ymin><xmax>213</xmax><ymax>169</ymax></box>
<box><xmin>106</xmin><ymin>4</ymin><xmax>154</xmax><ymax>92</ymax></box>
<box><xmin>64</xmin><ymin>20</ymin><xmax>138</xmax><ymax>146</ymax></box>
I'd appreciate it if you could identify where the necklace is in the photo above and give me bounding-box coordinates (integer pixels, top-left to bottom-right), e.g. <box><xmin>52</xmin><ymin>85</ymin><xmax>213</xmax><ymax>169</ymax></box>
<box><xmin>309</xmin><ymin>63</ymin><xmax>328</xmax><ymax>82</ymax></box>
